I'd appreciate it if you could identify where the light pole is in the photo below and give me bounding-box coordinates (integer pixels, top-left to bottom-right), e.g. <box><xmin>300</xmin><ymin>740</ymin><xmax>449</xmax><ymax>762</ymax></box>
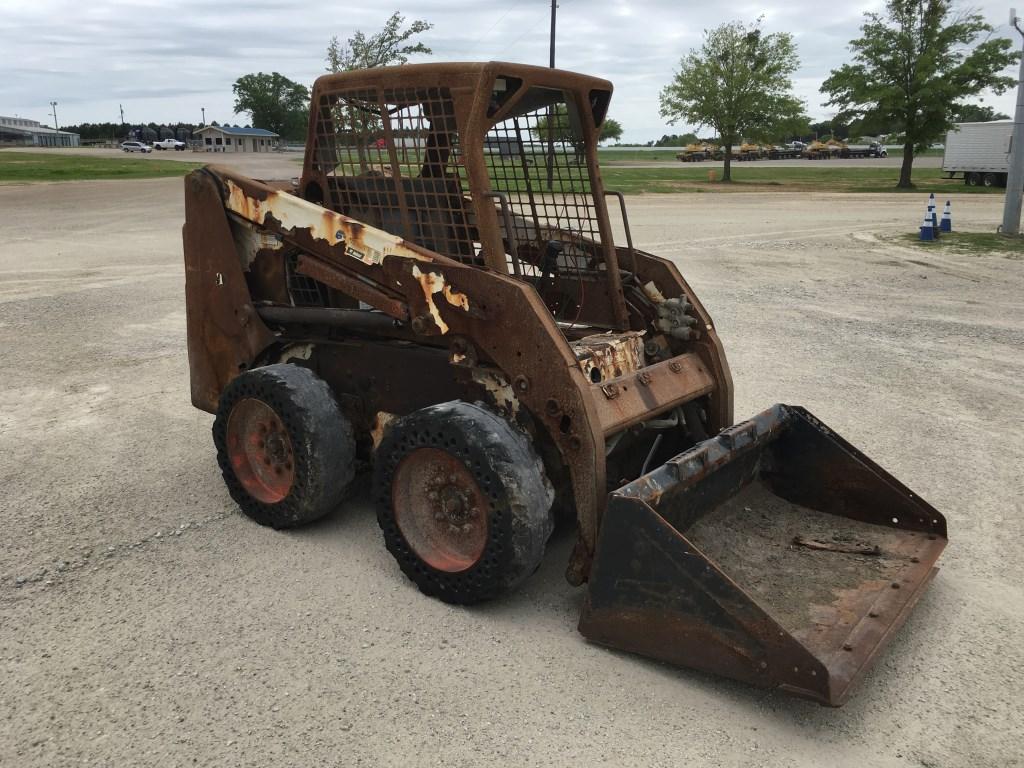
<box><xmin>549</xmin><ymin>0</ymin><xmax>557</xmax><ymax>68</ymax></box>
<box><xmin>1001</xmin><ymin>8</ymin><xmax>1024</xmax><ymax>235</ymax></box>
<box><xmin>49</xmin><ymin>101</ymin><xmax>58</xmax><ymax>131</ymax></box>
<box><xmin>201</xmin><ymin>107</ymin><xmax>206</xmax><ymax>126</ymax></box>
<box><xmin>545</xmin><ymin>0</ymin><xmax>558</xmax><ymax>190</ymax></box>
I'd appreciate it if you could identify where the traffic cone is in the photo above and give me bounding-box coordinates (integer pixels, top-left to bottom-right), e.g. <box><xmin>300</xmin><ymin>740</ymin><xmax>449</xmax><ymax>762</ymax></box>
<box><xmin>928</xmin><ymin>203</ymin><xmax>940</xmax><ymax>239</ymax></box>
<box><xmin>919</xmin><ymin>212</ymin><xmax>935</xmax><ymax>241</ymax></box>
<box><xmin>941</xmin><ymin>200</ymin><xmax>952</xmax><ymax>232</ymax></box>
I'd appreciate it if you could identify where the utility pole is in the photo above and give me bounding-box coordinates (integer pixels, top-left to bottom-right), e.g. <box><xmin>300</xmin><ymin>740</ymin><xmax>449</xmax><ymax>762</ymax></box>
<box><xmin>201</xmin><ymin>107</ymin><xmax>206</xmax><ymax>126</ymax></box>
<box><xmin>545</xmin><ymin>0</ymin><xmax>558</xmax><ymax>190</ymax></box>
<box><xmin>1001</xmin><ymin>8</ymin><xmax>1024</xmax><ymax>235</ymax></box>
<box><xmin>549</xmin><ymin>0</ymin><xmax>557</xmax><ymax>68</ymax></box>
<box><xmin>49</xmin><ymin>101</ymin><xmax>58</xmax><ymax>131</ymax></box>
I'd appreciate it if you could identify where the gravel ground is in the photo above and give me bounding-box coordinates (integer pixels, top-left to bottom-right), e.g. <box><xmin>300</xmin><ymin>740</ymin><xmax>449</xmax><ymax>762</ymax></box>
<box><xmin>1</xmin><ymin>177</ymin><xmax>1021</xmax><ymax>767</ymax></box>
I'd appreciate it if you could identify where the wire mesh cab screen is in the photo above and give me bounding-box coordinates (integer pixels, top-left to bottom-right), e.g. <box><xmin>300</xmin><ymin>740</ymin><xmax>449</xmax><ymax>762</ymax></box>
<box><xmin>311</xmin><ymin>86</ymin><xmax>480</xmax><ymax>265</ymax></box>
<box><xmin>308</xmin><ymin>78</ymin><xmax>607</xmax><ymax>284</ymax></box>
<box><xmin>485</xmin><ymin>84</ymin><xmax>604</xmax><ymax>277</ymax></box>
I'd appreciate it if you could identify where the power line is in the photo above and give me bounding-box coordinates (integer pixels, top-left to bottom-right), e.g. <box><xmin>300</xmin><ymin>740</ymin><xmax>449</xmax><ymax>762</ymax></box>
<box><xmin>496</xmin><ymin>0</ymin><xmax>570</xmax><ymax>60</ymax></box>
<box><xmin>470</xmin><ymin>2</ymin><xmax>524</xmax><ymax>51</ymax></box>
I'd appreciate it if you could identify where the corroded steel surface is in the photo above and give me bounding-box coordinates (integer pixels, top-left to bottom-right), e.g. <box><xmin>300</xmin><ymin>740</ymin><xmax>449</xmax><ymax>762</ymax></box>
<box><xmin>184</xmin><ymin>63</ymin><xmax>946</xmax><ymax>705</ymax></box>
<box><xmin>226</xmin><ymin>397</ymin><xmax>295</xmax><ymax>504</ymax></box>
<box><xmin>572</xmin><ymin>331</ymin><xmax>645</xmax><ymax>384</ymax></box>
<box><xmin>579</xmin><ymin>404</ymin><xmax>947</xmax><ymax>706</ymax></box>
<box><xmin>185</xmin><ymin>65</ymin><xmax>724</xmax><ymax>584</ymax></box>
<box><xmin>392</xmin><ymin>447</ymin><xmax>490</xmax><ymax>573</ymax></box>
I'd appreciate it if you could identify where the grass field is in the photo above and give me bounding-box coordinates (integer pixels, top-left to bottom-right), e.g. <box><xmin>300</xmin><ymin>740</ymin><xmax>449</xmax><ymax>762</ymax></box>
<box><xmin>596</xmin><ymin>149</ymin><xmax>686</xmax><ymax>162</ymax></box>
<box><xmin>599</xmin><ymin>165</ymin><xmax>987</xmax><ymax>195</ymax></box>
<box><xmin>0</xmin><ymin>151</ymin><xmax>201</xmax><ymax>182</ymax></box>
<box><xmin>903</xmin><ymin>230</ymin><xmax>1024</xmax><ymax>257</ymax></box>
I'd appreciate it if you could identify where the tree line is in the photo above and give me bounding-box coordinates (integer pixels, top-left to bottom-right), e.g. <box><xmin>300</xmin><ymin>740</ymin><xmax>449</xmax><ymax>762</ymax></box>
<box><xmin>57</xmin><ymin>122</ymin><xmax>202</xmax><ymax>142</ymax></box>
<box><xmin>227</xmin><ymin>2</ymin><xmax>1019</xmax><ymax>188</ymax></box>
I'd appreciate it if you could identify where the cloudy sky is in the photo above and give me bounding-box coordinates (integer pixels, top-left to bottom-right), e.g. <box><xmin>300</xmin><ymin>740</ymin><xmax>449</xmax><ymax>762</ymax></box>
<box><xmin>2</xmin><ymin>0</ymin><xmax>1019</xmax><ymax>142</ymax></box>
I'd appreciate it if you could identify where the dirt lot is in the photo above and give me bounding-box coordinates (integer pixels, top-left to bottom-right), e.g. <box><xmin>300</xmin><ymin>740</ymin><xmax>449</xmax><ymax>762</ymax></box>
<box><xmin>1</xmin><ymin>177</ymin><xmax>1021</xmax><ymax>767</ymax></box>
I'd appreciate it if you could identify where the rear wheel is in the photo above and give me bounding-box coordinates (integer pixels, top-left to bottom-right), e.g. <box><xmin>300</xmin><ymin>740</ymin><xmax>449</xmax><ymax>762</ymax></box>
<box><xmin>983</xmin><ymin>172</ymin><xmax>997</xmax><ymax>188</ymax></box>
<box><xmin>966</xmin><ymin>172</ymin><xmax>981</xmax><ymax>186</ymax></box>
<box><xmin>213</xmin><ymin>364</ymin><xmax>355</xmax><ymax>528</ymax></box>
<box><xmin>374</xmin><ymin>401</ymin><xmax>554</xmax><ymax>604</ymax></box>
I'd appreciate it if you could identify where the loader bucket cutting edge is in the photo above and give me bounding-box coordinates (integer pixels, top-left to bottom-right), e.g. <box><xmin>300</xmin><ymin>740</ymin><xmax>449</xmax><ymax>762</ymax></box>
<box><xmin>579</xmin><ymin>404</ymin><xmax>947</xmax><ymax>706</ymax></box>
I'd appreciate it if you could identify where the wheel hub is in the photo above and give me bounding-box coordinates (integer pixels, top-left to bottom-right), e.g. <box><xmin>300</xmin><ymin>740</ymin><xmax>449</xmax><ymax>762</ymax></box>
<box><xmin>226</xmin><ymin>398</ymin><xmax>295</xmax><ymax>504</ymax></box>
<box><xmin>392</xmin><ymin>448</ymin><xmax>489</xmax><ymax>572</ymax></box>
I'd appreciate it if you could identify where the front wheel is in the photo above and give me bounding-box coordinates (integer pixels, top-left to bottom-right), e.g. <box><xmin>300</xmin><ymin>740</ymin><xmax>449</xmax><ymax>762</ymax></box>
<box><xmin>213</xmin><ymin>364</ymin><xmax>355</xmax><ymax>529</ymax></box>
<box><xmin>374</xmin><ymin>401</ymin><xmax>554</xmax><ymax>604</ymax></box>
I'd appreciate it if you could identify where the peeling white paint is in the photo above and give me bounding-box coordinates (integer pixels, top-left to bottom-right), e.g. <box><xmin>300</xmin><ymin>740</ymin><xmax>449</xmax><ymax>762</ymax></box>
<box><xmin>371</xmin><ymin>411</ymin><xmax>398</xmax><ymax>449</ymax></box>
<box><xmin>411</xmin><ymin>265</ymin><xmax>470</xmax><ymax>335</ymax></box>
<box><xmin>643</xmin><ymin>280</ymin><xmax>666</xmax><ymax>304</ymax></box>
<box><xmin>224</xmin><ymin>179</ymin><xmax>431</xmax><ymax>268</ymax></box>
<box><xmin>278</xmin><ymin>343</ymin><xmax>314</xmax><ymax>362</ymax></box>
<box><xmin>471</xmin><ymin>369</ymin><xmax>520</xmax><ymax>418</ymax></box>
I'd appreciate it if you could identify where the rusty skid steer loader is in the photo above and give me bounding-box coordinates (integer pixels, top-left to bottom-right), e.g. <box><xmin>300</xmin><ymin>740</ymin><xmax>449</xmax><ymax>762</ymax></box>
<box><xmin>184</xmin><ymin>63</ymin><xmax>946</xmax><ymax>706</ymax></box>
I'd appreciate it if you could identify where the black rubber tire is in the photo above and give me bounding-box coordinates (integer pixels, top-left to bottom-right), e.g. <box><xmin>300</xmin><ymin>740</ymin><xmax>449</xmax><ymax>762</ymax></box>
<box><xmin>983</xmin><ymin>172</ymin><xmax>997</xmax><ymax>188</ymax></box>
<box><xmin>374</xmin><ymin>401</ymin><xmax>555</xmax><ymax>605</ymax></box>
<box><xmin>966</xmin><ymin>172</ymin><xmax>981</xmax><ymax>186</ymax></box>
<box><xmin>213</xmin><ymin>363</ymin><xmax>355</xmax><ymax>529</ymax></box>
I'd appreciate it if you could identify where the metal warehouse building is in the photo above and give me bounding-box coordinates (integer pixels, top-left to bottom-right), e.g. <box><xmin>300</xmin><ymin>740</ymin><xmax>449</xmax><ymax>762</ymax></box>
<box><xmin>0</xmin><ymin>116</ymin><xmax>80</xmax><ymax>147</ymax></box>
<box><xmin>193</xmin><ymin>125</ymin><xmax>279</xmax><ymax>152</ymax></box>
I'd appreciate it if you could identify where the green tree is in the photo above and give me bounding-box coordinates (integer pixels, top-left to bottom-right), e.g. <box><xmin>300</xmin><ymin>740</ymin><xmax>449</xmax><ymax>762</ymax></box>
<box><xmin>599</xmin><ymin>118</ymin><xmax>623</xmax><ymax>144</ymax></box>
<box><xmin>822</xmin><ymin>0</ymin><xmax>1019</xmax><ymax>188</ymax></box>
<box><xmin>532</xmin><ymin>106</ymin><xmax>622</xmax><ymax>158</ymax></box>
<box><xmin>326</xmin><ymin>12</ymin><xmax>432</xmax><ymax>72</ymax></box>
<box><xmin>952</xmin><ymin>103</ymin><xmax>1011</xmax><ymax>122</ymax></box>
<box><xmin>659</xmin><ymin>19</ymin><xmax>806</xmax><ymax>181</ymax></box>
<box><xmin>651</xmin><ymin>133</ymin><xmax>700</xmax><ymax>146</ymax></box>
<box><xmin>809</xmin><ymin>119</ymin><xmax>850</xmax><ymax>140</ymax></box>
<box><xmin>232</xmin><ymin>72</ymin><xmax>310</xmax><ymax>141</ymax></box>
<box><xmin>769</xmin><ymin>113</ymin><xmax>812</xmax><ymax>143</ymax></box>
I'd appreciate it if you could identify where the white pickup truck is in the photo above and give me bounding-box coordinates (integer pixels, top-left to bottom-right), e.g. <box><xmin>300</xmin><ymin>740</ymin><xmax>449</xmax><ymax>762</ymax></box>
<box><xmin>152</xmin><ymin>138</ymin><xmax>186</xmax><ymax>151</ymax></box>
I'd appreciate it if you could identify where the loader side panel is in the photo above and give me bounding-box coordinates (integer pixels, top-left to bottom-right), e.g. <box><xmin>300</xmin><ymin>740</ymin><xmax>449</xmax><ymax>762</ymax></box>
<box><xmin>183</xmin><ymin>169</ymin><xmax>275</xmax><ymax>412</ymax></box>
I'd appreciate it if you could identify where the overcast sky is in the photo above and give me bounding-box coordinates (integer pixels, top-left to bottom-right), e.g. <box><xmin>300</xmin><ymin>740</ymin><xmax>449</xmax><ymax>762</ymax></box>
<box><xmin>2</xmin><ymin>0</ymin><xmax>1020</xmax><ymax>142</ymax></box>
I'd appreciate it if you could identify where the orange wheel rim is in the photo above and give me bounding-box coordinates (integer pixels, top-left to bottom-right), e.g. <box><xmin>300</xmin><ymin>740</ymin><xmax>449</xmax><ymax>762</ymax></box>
<box><xmin>392</xmin><ymin>447</ymin><xmax>489</xmax><ymax>572</ymax></box>
<box><xmin>226</xmin><ymin>398</ymin><xmax>295</xmax><ymax>504</ymax></box>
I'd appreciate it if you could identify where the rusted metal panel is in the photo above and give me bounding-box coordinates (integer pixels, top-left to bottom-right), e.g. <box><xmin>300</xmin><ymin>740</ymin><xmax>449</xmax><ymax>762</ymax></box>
<box><xmin>581</xmin><ymin>404</ymin><xmax>947</xmax><ymax>706</ymax></box>
<box><xmin>295</xmin><ymin>254</ymin><xmax>409</xmax><ymax>321</ymax></box>
<box><xmin>186</xmin><ymin>62</ymin><xmax>736</xmax><ymax>587</ymax></box>
<box><xmin>589</xmin><ymin>353</ymin><xmax>715</xmax><ymax>436</ymax></box>
<box><xmin>183</xmin><ymin>169</ymin><xmax>275</xmax><ymax>412</ymax></box>
<box><xmin>571</xmin><ymin>331</ymin><xmax>645</xmax><ymax>384</ymax></box>
<box><xmin>626</xmin><ymin>246</ymin><xmax>734</xmax><ymax>432</ymax></box>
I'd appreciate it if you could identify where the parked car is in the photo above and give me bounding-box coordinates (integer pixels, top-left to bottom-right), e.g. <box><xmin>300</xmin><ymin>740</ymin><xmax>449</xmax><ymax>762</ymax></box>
<box><xmin>152</xmin><ymin>138</ymin><xmax>186</xmax><ymax>151</ymax></box>
<box><xmin>121</xmin><ymin>141</ymin><xmax>152</xmax><ymax>153</ymax></box>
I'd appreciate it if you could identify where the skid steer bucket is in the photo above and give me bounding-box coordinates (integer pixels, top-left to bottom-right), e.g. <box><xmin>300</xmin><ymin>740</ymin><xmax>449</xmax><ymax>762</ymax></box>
<box><xmin>579</xmin><ymin>404</ymin><xmax>947</xmax><ymax>706</ymax></box>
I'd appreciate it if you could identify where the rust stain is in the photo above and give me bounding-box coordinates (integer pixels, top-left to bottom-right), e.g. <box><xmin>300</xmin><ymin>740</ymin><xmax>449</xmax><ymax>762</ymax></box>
<box><xmin>572</xmin><ymin>331</ymin><xmax>645</xmax><ymax>384</ymax></box>
<box><xmin>224</xmin><ymin>179</ymin><xmax>431</xmax><ymax>268</ymax></box>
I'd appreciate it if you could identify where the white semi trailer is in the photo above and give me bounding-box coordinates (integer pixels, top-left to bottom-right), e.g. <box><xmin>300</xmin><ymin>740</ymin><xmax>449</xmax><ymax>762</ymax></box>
<box><xmin>942</xmin><ymin>121</ymin><xmax>1014</xmax><ymax>187</ymax></box>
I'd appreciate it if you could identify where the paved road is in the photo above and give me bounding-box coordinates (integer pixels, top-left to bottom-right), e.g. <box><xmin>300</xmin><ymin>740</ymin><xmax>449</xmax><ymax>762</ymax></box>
<box><xmin>1</xmin><ymin>179</ymin><xmax>1021</xmax><ymax>767</ymax></box>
